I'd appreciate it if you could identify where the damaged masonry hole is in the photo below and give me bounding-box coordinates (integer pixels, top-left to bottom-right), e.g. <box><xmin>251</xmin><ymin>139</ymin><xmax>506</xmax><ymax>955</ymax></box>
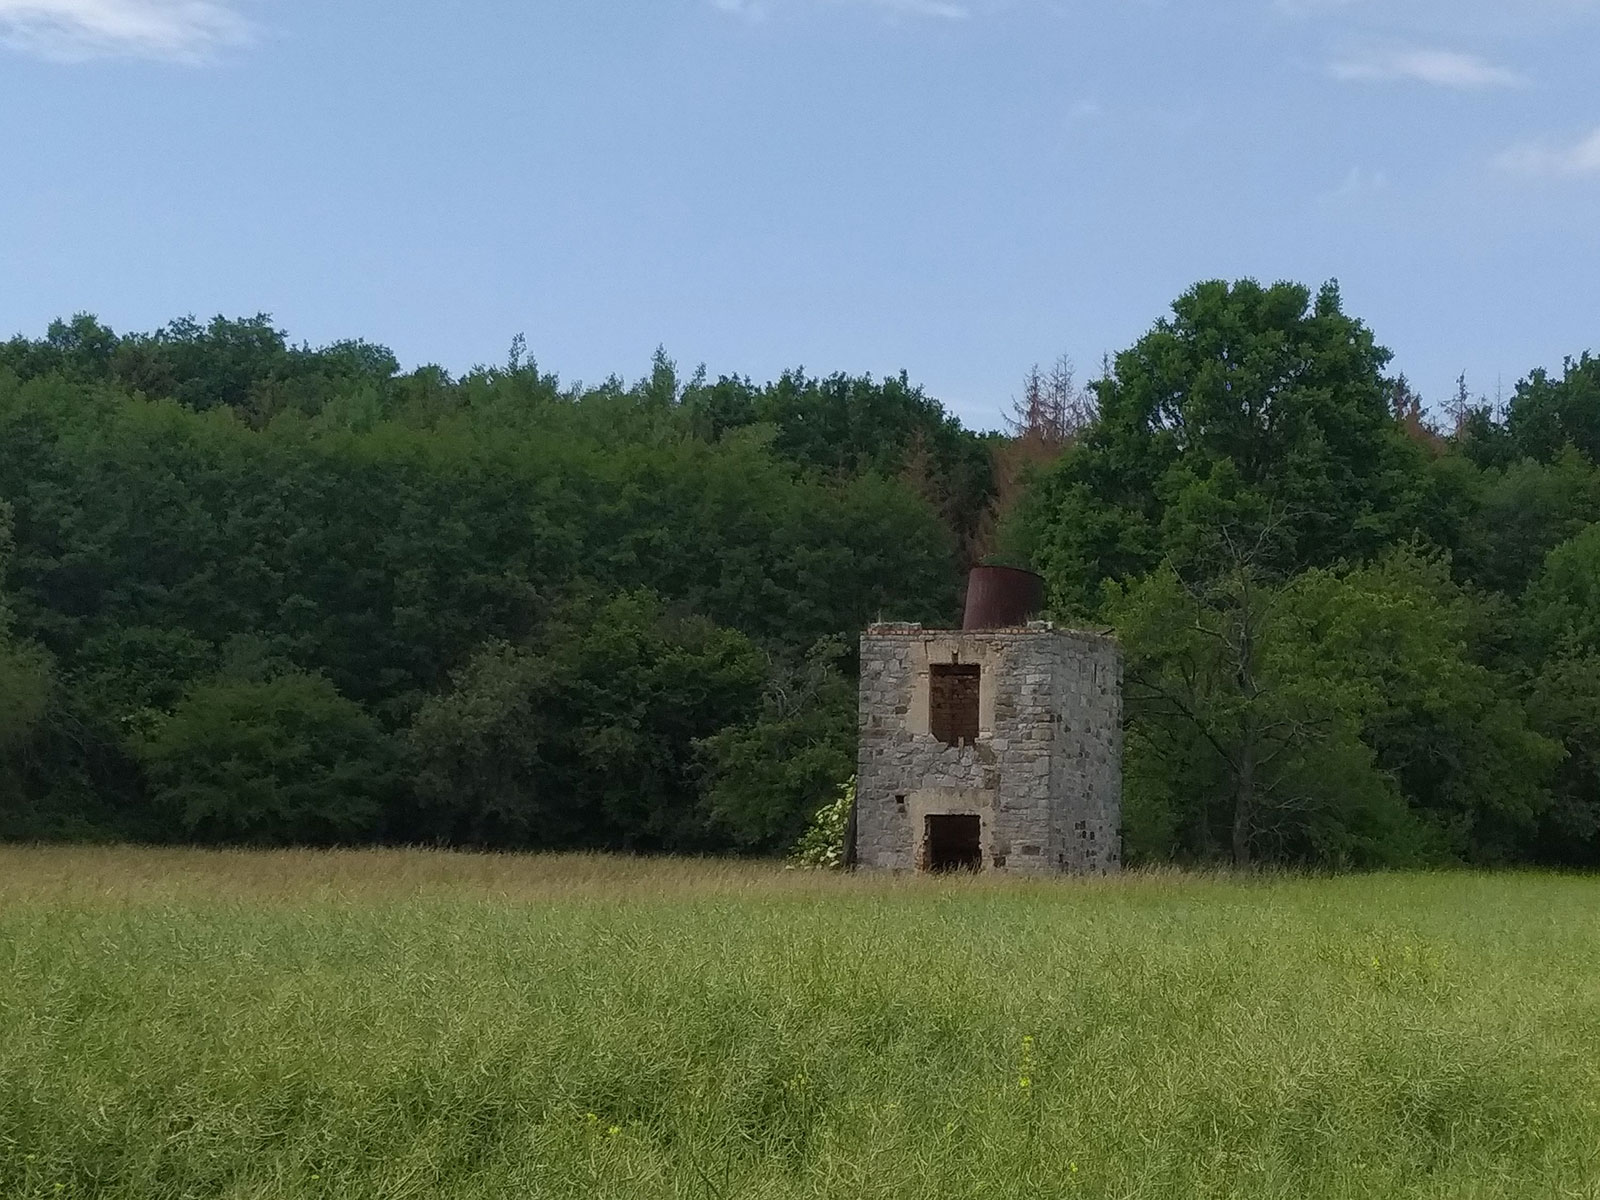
<box><xmin>929</xmin><ymin>663</ymin><xmax>980</xmax><ymax>747</ymax></box>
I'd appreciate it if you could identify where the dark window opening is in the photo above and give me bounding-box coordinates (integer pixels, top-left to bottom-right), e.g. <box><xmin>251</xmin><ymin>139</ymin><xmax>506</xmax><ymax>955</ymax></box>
<box><xmin>929</xmin><ymin>663</ymin><xmax>980</xmax><ymax>747</ymax></box>
<box><xmin>924</xmin><ymin>814</ymin><xmax>982</xmax><ymax>873</ymax></box>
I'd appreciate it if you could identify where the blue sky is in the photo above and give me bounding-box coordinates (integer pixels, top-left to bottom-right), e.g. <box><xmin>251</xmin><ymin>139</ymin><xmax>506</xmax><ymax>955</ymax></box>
<box><xmin>0</xmin><ymin>0</ymin><xmax>1595</xmax><ymax>429</ymax></box>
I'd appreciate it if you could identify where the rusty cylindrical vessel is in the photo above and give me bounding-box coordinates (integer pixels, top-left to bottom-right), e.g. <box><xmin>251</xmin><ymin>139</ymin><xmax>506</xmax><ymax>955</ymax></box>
<box><xmin>962</xmin><ymin>565</ymin><xmax>1046</xmax><ymax>630</ymax></box>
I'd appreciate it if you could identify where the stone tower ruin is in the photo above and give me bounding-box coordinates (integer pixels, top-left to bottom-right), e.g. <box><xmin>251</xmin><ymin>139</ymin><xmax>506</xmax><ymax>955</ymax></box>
<box><xmin>853</xmin><ymin>567</ymin><xmax>1122</xmax><ymax>875</ymax></box>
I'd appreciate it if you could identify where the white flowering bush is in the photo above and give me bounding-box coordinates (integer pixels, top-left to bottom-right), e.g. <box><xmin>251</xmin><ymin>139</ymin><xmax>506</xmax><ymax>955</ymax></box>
<box><xmin>789</xmin><ymin>777</ymin><xmax>854</xmax><ymax>869</ymax></box>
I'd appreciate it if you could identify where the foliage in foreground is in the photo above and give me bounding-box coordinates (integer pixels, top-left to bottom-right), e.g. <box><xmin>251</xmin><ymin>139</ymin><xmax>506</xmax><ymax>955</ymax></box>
<box><xmin>3</xmin><ymin>847</ymin><xmax>1600</xmax><ymax>1200</ymax></box>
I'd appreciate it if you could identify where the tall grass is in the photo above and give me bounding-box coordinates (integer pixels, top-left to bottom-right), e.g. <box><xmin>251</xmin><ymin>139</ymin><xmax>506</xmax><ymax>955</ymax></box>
<box><xmin>2</xmin><ymin>847</ymin><xmax>1599</xmax><ymax>1198</ymax></box>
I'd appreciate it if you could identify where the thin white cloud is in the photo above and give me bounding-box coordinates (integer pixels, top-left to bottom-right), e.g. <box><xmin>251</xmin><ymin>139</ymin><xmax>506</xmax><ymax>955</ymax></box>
<box><xmin>1279</xmin><ymin>0</ymin><xmax>1599</xmax><ymax>32</ymax></box>
<box><xmin>1329</xmin><ymin>165</ymin><xmax>1390</xmax><ymax>199</ymax></box>
<box><xmin>0</xmin><ymin>0</ymin><xmax>251</xmax><ymax>62</ymax></box>
<box><xmin>714</xmin><ymin>0</ymin><xmax>970</xmax><ymax>22</ymax></box>
<box><xmin>1495</xmin><ymin>126</ymin><xmax>1600</xmax><ymax>178</ymax></box>
<box><xmin>1329</xmin><ymin>47</ymin><xmax>1523</xmax><ymax>89</ymax></box>
<box><xmin>867</xmin><ymin>0</ymin><xmax>968</xmax><ymax>15</ymax></box>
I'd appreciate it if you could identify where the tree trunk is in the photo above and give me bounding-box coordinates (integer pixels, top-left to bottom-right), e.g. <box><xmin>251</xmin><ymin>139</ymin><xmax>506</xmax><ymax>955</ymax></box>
<box><xmin>1231</xmin><ymin>570</ymin><xmax>1259</xmax><ymax>869</ymax></box>
<box><xmin>1232</xmin><ymin>727</ymin><xmax>1255</xmax><ymax>868</ymax></box>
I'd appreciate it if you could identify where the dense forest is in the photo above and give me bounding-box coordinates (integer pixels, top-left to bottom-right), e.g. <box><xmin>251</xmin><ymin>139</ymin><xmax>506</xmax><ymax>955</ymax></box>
<box><xmin>2</xmin><ymin>281</ymin><xmax>1599</xmax><ymax>868</ymax></box>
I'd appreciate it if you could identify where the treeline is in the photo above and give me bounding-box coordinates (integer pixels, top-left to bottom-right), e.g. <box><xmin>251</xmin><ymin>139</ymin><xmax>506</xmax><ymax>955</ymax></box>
<box><xmin>3</xmin><ymin>290</ymin><xmax>1600</xmax><ymax>869</ymax></box>
<box><xmin>1006</xmin><ymin>279</ymin><xmax>1600</xmax><ymax>867</ymax></box>
<box><xmin>0</xmin><ymin>315</ymin><xmax>991</xmax><ymax>852</ymax></box>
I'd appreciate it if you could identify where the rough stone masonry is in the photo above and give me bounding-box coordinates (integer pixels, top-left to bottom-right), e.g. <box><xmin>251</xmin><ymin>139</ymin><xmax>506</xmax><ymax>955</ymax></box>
<box><xmin>854</xmin><ymin>622</ymin><xmax>1122</xmax><ymax>874</ymax></box>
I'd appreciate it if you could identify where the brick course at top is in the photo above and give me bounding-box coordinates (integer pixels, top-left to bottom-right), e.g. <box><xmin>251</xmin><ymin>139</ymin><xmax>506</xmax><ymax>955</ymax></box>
<box><xmin>853</xmin><ymin>622</ymin><xmax>1122</xmax><ymax>875</ymax></box>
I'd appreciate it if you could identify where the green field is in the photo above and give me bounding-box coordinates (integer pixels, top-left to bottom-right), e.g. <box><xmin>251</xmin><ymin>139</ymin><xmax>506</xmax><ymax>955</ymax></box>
<box><xmin>3</xmin><ymin>849</ymin><xmax>1599</xmax><ymax>1199</ymax></box>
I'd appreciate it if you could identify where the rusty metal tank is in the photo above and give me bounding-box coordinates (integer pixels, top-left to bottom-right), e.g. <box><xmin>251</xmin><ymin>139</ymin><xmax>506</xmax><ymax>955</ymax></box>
<box><xmin>962</xmin><ymin>565</ymin><xmax>1046</xmax><ymax>630</ymax></box>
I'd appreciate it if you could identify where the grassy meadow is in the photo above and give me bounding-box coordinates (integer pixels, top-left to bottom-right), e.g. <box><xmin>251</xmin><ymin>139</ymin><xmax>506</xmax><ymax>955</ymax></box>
<box><xmin>2</xmin><ymin>848</ymin><xmax>1600</xmax><ymax>1199</ymax></box>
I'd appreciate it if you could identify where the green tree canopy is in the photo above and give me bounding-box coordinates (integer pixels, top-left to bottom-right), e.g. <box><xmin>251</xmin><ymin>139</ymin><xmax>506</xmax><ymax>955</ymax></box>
<box><xmin>1504</xmin><ymin>354</ymin><xmax>1600</xmax><ymax>465</ymax></box>
<box><xmin>6</xmin><ymin>295</ymin><xmax>1600</xmax><ymax>870</ymax></box>
<box><xmin>137</xmin><ymin>671</ymin><xmax>392</xmax><ymax>845</ymax></box>
<box><xmin>1525</xmin><ymin>523</ymin><xmax>1600</xmax><ymax>655</ymax></box>
<box><xmin>1018</xmin><ymin>279</ymin><xmax>1424</xmax><ymax>614</ymax></box>
<box><xmin>408</xmin><ymin>593</ymin><xmax>766</xmax><ymax>850</ymax></box>
<box><xmin>0</xmin><ymin>502</ymin><xmax>52</xmax><ymax>764</ymax></box>
<box><xmin>696</xmin><ymin>636</ymin><xmax>858</xmax><ymax>854</ymax></box>
<box><xmin>1113</xmin><ymin>544</ymin><xmax>1556</xmax><ymax>867</ymax></box>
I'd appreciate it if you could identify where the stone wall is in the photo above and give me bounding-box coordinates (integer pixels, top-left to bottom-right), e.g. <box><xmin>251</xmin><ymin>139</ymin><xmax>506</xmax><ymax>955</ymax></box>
<box><xmin>1047</xmin><ymin>632</ymin><xmax>1122</xmax><ymax>874</ymax></box>
<box><xmin>855</xmin><ymin>623</ymin><xmax>1121</xmax><ymax>875</ymax></box>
